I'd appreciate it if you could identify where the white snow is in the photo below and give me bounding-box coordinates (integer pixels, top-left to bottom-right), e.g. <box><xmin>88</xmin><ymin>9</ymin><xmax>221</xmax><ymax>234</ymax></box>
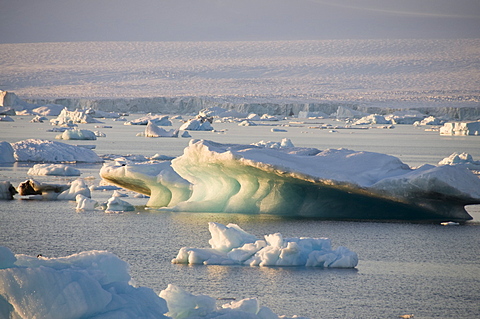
<box><xmin>440</xmin><ymin>121</ymin><xmax>480</xmax><ymax>136</ymax></box>
<box><xmin>9</xmin><ymin>139</ymin><xmax>103</xmax><ymax>163</ymax></box>
<box><xmin>172</xmin><ymin>222</ymin><xmax>358</xmax><ymax>268</ymax></box>
<box><xmin>27</xmin><ymin>164</ymin><xmax>81</xmax><ymax>176</ymax></box>
<box><xmin>55</xmin><ymin>129</ymin><xmax>97</xmax><ymax>140</ymax></box>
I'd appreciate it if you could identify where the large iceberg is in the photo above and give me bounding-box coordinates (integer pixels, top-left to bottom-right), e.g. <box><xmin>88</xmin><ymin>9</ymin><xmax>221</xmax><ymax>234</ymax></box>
<box><xmin>440</xmin><ymin>121</ymin><xmax>480</xmax><ymax>136</ymax></box>
<box><xmin>172</xmin><ymin>222</ymin><xmax>358</xmax><ymax>268</ymax></box>
<box><xmin>0</xmin><ymin>247</ymin><xmax>309</xmax><ymax>319</ymax></box>
<box><xmin>100</xmin><ymin>139</ymin><xmax>480</xmax><ymax>221</ymax></box>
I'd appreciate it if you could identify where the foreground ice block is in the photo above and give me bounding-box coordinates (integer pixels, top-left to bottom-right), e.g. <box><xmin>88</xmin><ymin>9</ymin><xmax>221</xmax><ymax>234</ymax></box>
<box><xmin>172</xmin><ymin>222</ymin><xmax>358</xmax><ymax>268</ymax></box>
<box><xmin>0</xmin><ymin>247</ymin><xmax>309</xmax><ymax>319</ymax></box>
<box><xmin>100</xmin><ymin>139</ymin><xmax>480</xmax><ymax>221</ymax></box>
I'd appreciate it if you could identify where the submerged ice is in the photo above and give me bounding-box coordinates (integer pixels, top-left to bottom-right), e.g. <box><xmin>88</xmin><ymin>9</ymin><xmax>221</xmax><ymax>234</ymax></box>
<box><xmin>172</xmin><ymin>222</ymin><xmax>358</xmax><ymax>268</ymax></box>
<box><xmin>100</xmin><ymin>139</ymin><xmax>480</xmax><ymax>221</ymax></box>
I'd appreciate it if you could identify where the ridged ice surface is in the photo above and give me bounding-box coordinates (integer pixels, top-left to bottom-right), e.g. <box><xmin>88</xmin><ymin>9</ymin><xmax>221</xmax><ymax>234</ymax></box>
<box><xmin>1</xmin><ymin>39</ymin><xmax>479</xmax><ymax>106</ymax></box>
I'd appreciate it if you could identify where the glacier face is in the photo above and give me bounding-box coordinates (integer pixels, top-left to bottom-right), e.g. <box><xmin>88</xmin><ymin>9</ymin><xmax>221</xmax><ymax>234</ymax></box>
<box><xmin>100</xmin><ymin>140</ymin><xmax>480</xmax><ymax>221</ymax></box>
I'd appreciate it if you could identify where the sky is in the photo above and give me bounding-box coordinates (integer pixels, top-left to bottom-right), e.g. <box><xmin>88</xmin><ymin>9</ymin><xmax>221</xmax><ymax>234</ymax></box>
<box><xmin>0</xmin><ymin>0</ymin><xmax>479</xmax><ymax>43</ymax></box>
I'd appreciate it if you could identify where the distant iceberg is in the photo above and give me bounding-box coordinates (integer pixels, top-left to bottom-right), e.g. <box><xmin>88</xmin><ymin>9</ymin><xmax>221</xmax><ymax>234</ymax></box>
<box><xmin>4</xmin><ymin>139</ymin><xmax>103</xmax><ymax>163</ymax></box>
<box><xmin>100</xmin><ymin>140</ymin><xmax>480</xmax><ymax>221</ymax></box>
<box><xmin>172</xmin><ymin>222</ymin><xmax>358</xmax><ymax>268</ymax></box>
<box><xmin>0</xmin><ymin>246</ymin><xmax>309</xmax><ymax>319</ymax></box>
<box><xmin>440</xmin><ymin>121</ymin><xmax>480</xmax><ymax>136</ymax></box>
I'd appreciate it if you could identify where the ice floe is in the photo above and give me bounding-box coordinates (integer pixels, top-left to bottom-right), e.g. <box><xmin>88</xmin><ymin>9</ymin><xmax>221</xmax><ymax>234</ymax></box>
<box><xmin>4</xmin><ymin>139</ymin><xmax>103</xmax><ymax>163</ymax></box>
<box><xmin>100</xmin><ymin>139</ymin><xmax>480</xmax><ymax>221</ymax></box>
<box><xmin>172</xmin><ymin>222</ymin><xmax>358</xmax><ymax>268</ymax></box>
<box><xmin>27</xmin><ymin>164</ymin><xmax>81</xmax><ymax>176</ymax></box>
<box><xmin>440</xmin><ymin>121</ymin><xmax>480</xmax><ymax>136</ymax></box>
<box><xmin>55</xmin><ymin>129</ymin><xmax>97</xmax><ymax>140</ymax></box>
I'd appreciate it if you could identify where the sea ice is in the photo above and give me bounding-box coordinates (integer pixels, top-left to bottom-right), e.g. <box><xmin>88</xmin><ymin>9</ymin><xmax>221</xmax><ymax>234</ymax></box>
<box><xmin>138</xmin><ymin>121</ymin><xmax>179</xmax><ymax>137</ymax></box>
<box><xmin>439</xmin><ymin>152</ymin><xmax>480</xmax><ymax>170</ymax></box>
<box><xmin>55</xmin><ymin>129</ymin><xmax>97</xmax><ymax>140</ymax></box>
<box><xmin>27</xmin><ymin>164</ymin><xmax>81</xmax><ymax>176</ymax></box>
<box><xmin>100</xmin><ymin>139</ymin><xmax>479</xmax><ymax>221</ymax></box>
<box><xmin>0</xmin><ymin>181</ymin><xmax>17</xmax><ymax>200</ymax></box>
<box><xmin>50</xmin><ymin>108</ymin><xmax>102</xmax><ymax>125</ymax></box>
<box><xmin>76</xmin><ymin>194</ymin><xmax>98</xmax><ymax>210</ymax></box>
<box><xmin>440</xmin><ymin>121</ymin><xmax>480</xmax><ymax>136</ymax></box>
<box><xmin>104</xmin><ymin>196</ymin><xmax>135</xmax><ymax>212</ymax></box>
<box><xmin>124</xmin><ymin>114</ymin><xmax>172</xmax><ymax>126</ymax></box>
<box><xmin>172</xmin><ymin>222</ymin><xmax>358</xmax><ymax>268</ymax></box>
<box><xmin>179</xmin><ymin>118</ymin><xmax>214</xmax><ymax>131</ymax></box>
<box><xmin>8</xmin><ymin>139</ymin><xmax>103</xmax><ymax>163</ymax></box>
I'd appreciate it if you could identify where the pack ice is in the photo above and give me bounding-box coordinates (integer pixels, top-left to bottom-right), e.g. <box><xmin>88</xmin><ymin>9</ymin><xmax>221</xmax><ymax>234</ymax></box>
<box><xmin>100</xmin><ymin>139</ymin><xmax>480</xmax><ymax>221</ymax></box>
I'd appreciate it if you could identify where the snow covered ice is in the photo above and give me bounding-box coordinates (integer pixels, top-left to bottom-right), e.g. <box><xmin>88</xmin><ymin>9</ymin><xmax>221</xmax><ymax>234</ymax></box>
<box><xmin>0</xmin><ymin>246</ymin><xmax>310</xmax><ymax>319</ymax></box>
<box><xmin>172</xmin><ymin>222</ymin><xmax>358</xmax><ymax>268</ymax></box>
<box><xmin>100</xmin><ymin>139</ymin><xmax>480</xmax><ymax>221</ymax></box>
<box><xmin>27</xmin><ymin>164</ymin><xmax>81</xmax><ymax>176</ymax></box>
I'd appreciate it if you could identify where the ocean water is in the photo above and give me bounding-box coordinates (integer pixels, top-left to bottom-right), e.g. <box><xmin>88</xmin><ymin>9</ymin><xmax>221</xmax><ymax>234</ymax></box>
<box><xmin>1</xmin><ymin>116</ymin><xmax>480</xmax><ymax>319</ymax></box>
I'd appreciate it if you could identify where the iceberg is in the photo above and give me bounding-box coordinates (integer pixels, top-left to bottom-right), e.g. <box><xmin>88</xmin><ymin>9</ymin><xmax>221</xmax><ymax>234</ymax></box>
<box><xmin>0</xmin><ymin>181</ymin><xmax>17</xmax><ymax>200</ymax></box>
<box><xmin>0</xmin><ymin>247</ymin><xmax>309</xmax><ymax>319</ymax></box>
<box><xmin>50</xmin><ymin>108</ymin><xmax>102</xmax><ymax>125</ymax></box>
<box><xmin>9</xmin><ymin>139</ymin><xmax>103</xmax><ymax>163</ymax></box>
<box><xmin>440</xmin><ymin>121</ymin><xmax>480</xmax><ymax>136</ymax></box>
<box><xmin>138</xmin><ymin>121</ymin><xmax>179</xmax><ymax>137</ymax></box>
<box><xmin>172</xmin><ymin>222</ymin><xmax>358</xmax><ymax>268</ymax></box>
<box><xmin>179</xmin><ymin>118</ymin><xmax>214</xmax><ymax>131</ymax></box>
<box><xmin>27</xmin><ymin>164</ymin><xmax>81</xmax><ymax>176</ymax></box>
<box><xmin>17</xmin><ymin>178</ymin><xmax>91</xmax><ymax>200</ymax></box>
<box><xmin>55</xmin><ymin>129</ymin><xmax>97</xmax><ymax>140</ymax></box>
<box><xmin>124</xmin><ymin>114</ymin><xmax>172</xmax><ymax>126</ymax></box>
<box><xmin>100</xmin><ymin>139</ymin><xmax>480</xmax><ymax>221</ymax></box>
<box><xmin>439</xmin><ymin>152</ymin><xmax>480</xmax><ymax>170</ymax></box>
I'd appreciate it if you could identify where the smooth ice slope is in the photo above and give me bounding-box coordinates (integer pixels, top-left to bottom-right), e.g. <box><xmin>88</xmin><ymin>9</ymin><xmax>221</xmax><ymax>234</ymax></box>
<box><xmin>172</xmin><ymin>222</ymin><xmax>358</xmax><ymax>268</ymax></box>
<box><xmin>101</xmin><ymin>140</ymin><xmax>480</xmax><ymax>221</ymax></box>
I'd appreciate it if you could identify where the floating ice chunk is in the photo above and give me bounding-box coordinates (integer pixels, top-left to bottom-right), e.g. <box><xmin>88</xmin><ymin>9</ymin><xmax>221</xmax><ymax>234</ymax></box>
<box><xmin>271</xmin><ymin>128</ymin><xmax>287</xmax><ymax>132</ymax></box>
<box><xmin>76</xmin><ymin>194</ymin><xmax>98</xmax><ymax>210</ymax></box>
<box><xmin>140</xmin><ymin>121</ymin><xmax>179</xmax><ymax>137</ymax></box>
<box><xmin>260</xmin><ymin>114</ymin><xmax>280</xmax><ymax>121</ymax></box>
<box><xmin>55</xmin><ymin>129</ymin><xmax>97</xmax><ymax>140</ymax></box>
<box><xmin>101</xmin><ymin>139</ymin><xmax>479</xmax><ymax>221</ymax></box>
<box><xmin>57</xmin><ymin>179</ymin><xmax>91</xmax><ymax>200</ymax></box>
<box><xmin>0</xmin><ymin>248</ymin><xmax>169</xmax><ymax>319</ymax></box>
<box><xmin>181</xmin><ymin>131</ymin><xmax>192</xmax><ymax>138</ymax></box>
<box><xmin>124</xmin><ymin>114</ymin><xmax>172</xmax><ymax>126</ymax></box>
<box><xmin>27</xmin><ymin>164</ymin><xmax>81</xmax><ymax>176</ymax></box>
<box><xmin>179</xmin><ymin>119</ymin><xmax>214</xmax><ymax>131</ymax></box>
<box><xmin>239</xmin><ymin>120</ymin><xmax>257</xmax><ymax>126</ymax></box>
<box><xmin>11</xmin><ymin>139</ymin><xmax>102</xmax><ymax>163</ymax></box>
<box><xmin>385</xmin><ymin>110</ymin><xmax>426</xmax><ymax>124</ymax></box>
<box><xmin>17</xmin><ymin>179</ymin><xmax>70</xmax><ymax>199</ymax></box>
<box><xmin>353</xmin><ymin>114</ymin><xmax>390</xmax><ymax>125</ymax></box>
<box><xmin>0</xmin><ymin>141</ymin><xmax>15</xmax><ymax>163</ymax></box>
<box><xmin>440</xmin><ymin>121</ymin><xmax>480</xmax><ymax>136</ymax></box>
<box><xmin>172</xmin><ymin>223</ymin><xmax>358</xmax><ymax>268</ymax></box>
<box><xmin>94</xmin><ymin>130</ymin><xmax>106</xmax><ymax>137</ymax></box>
<box><xmin>413</xmin><ymin>116</ymin><xmax>444</xmax><ymax>126</ymax></box>
<box><xmin>50</xmin><ymin>108</ymin><xmax>102</xmax><ymax>125</ymax></box>
<box><xmin>105</xmin><ymin>196</ymin><xmax>135</xmax><ymax>212</ymax></box>
<box><xmin>159</xmin><ymin>284</ymin><xmax>308</xmax><ymax>319</ymax></box>
<box><xmin>438</xmin><ymin>152</ymin><xmax>480</xmax><ymax>169</ymax></box>
<box><xmin>247</xmin><ymin>113</ymin><xmax>261</xmax><ymax>121</ymax></box>
<box><xmin>0</xmin><ymin>181</ymin><xmax>17</xmax><ymax>200</ymax></box>
<box><xmin>251</xmin><ymin>138</ymin><xmax>294</xmax><ymax>149</ymax></box>
<box><xmin>335</xmin><ymin>106</ymin><xmax>368</xmax><ymax>119</ymax></box>
<box><xmin>30</xmin><ymin>115</ymin><xmax>48</xmax><ymax>122</ymax></box>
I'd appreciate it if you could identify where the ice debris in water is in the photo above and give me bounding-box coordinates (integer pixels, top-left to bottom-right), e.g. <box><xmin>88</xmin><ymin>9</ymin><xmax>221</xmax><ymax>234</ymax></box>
<box><xmin>0</xmin><ymin>246</ymin><xmax>310</xmax><ymax>319</ymax></box>
<box><xmin>172</xmin><ymin>222</ymin><xmax>358</xmax><ymax>268</ymax></box>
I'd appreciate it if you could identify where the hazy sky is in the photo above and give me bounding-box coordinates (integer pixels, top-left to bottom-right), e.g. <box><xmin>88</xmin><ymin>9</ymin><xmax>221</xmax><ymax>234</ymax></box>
<box><xmin>0</xmin><ymin>0</ymin><xmax>479</xmax><ymax>43</ymax></box>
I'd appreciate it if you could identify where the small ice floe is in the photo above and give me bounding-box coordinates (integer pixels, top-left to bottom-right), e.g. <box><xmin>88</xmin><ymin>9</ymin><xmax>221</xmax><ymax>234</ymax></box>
<box><xmin>27</xmin><ymin>164</ymin><xmax>81</xmax><ymax>176</ymax></box>
<box><xmin>50</xmin><ymin>108</ymin><xmax>102</xmax><ymax>125</ymax></box>
<box><xmin>75</xmin><ymin>194</ymin><xmax>98</xmax><ymax>211</ymax></box>
<box><xmin>137</xmin><ymin>121</ymin><xmax>178</xmax><ymax>137</ymax></box>
<box><xmin>94</xmin><ymin>131</ymin><xmax>106</xmax><ymax>137</ymax></box>
<box><xmin>440</xmin><ymin>121</ymin><xmax>480</xmax><ymax>136</ymax></box>
<box><xmin>179</xmin><ymin>118</ymin><xmax>214</xmax><ymax>131</ymax></box>
<box><xmin>112</xmin><ymin>190</ymin><xmax>128</xmax><ymax>197</ymax></box>
<box><xmin>104</xmin><ymin>196</ymin><xmax>135</xmax><ymax>212</ymax></box>
<box><xmin>55</xmin><ymin>129</ymin><xmax>97</xmax><ymax>140</ymax></box>
<box><xmin>438</xmin><ymin>152</ymin><xmax>480</xmax><ymax>170</ymax></box>
<box><xmin>17</xmin><ymin>178</ymin><xmax>90</xmax><ymax>200</ymax></box>
<box><xmin>0</xmin><ymin>115</ymin><xmax>14</xmax><ymax>122</ymax></box>
<box><xmin>172</xmin><ymin>222</ymin><xmax>358</xmax><ymax>268</ymax></box>
<box><xmin>30</xmin><ymin>115</ymin><xmax>48</xmax><ymax>123</ymax></box>
<box><xmin>124</xmin><ymin>114</ymin><xmax>172</xmax><ymax>126</ymax></box>
<box><xmin>440</xmin><ymin>221</ymin><xmax>460</xmax><ymax>226</ymax></box>
<box><xmin>0</xmin><ymin>181</ymin><xmax>17</xmax><ymax>200</ymax></box>
<box><xmin>271</xmin><ymin>128</ymin><xmax>287</xmax><ymax>132</ymax></box>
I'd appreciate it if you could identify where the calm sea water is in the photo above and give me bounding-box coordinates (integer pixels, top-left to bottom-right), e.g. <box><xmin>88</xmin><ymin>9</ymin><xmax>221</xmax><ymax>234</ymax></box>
<box><xmin>1</xmin><ymin>116</ymin><xmax>480</xmax><ymax>319</ymax></box>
